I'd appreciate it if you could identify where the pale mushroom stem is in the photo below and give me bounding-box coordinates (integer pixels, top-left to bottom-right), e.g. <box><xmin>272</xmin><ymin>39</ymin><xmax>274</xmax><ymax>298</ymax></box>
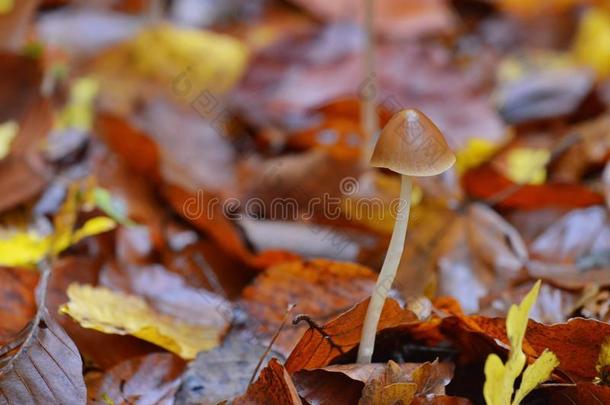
<box><xmin>357</xmin><ymin>175</ymin><xmax>412</xmax><ymax>364</ymax></box>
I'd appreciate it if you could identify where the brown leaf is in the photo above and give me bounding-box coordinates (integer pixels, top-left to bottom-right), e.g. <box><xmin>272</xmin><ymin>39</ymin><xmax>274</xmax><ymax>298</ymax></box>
<box><xmin>241</xmin><ymin>259</ymin><xmax>378</xmax><ymax>355</ymax></box>
<box><xmin>293</xmin><ymin>361</ymin><xmax>454</xmax><ymax>405</ymax></box>
<box><xmin>288</xmin><ymin>0</ymin><xmax>454</xmax><ymax>39</ymax></box>
<box><xmin>462</xmin><ymin>164</ymin><xmax>604</xmax><ymax>209</ymax></box>
<box><xmin>0</xmin><ymin>1</ymin><xmax>38</xmax><ymax>50</ymax></box>
<box><xmin>285</xmin><ymin>297</ymin><xmax>417</xmax><ymax>373</ymax></box>
<box><xmin>234</xmin><ymin>358</ymin><xmax>302</xmax><ymax>405</ymax></box>
<box><xmin>442</xmin><ymin>315</ymin><xmax>610</xmax><ymax>382</ymax></box>
<box><xmin>0</xmin><ymin>311</ymin><xmax>86</xmax><ymax>404</ymax></box>
<box><xmin>87</xmin><ymin>353</ymin><xmax>185</xmax><ymax>405</ymax></box>
<box><xmin>0</xmin><ymin>267</ymin><xmax>38</xmax><ymax>346</ymax></box>
<box><xmin>235</xmin><ymin>28</ymin><xmax>504</xmax><ymax>150</ymax></box>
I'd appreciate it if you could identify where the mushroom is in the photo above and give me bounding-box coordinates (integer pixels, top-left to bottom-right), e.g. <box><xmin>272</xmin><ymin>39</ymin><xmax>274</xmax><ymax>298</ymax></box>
<box><xmin>357</xmin><ymin>109</ymin><xmax>456</xmax><ymax>364</ymax></box>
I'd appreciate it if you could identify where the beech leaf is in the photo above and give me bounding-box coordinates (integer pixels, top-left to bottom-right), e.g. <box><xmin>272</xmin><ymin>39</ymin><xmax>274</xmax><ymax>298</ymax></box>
<box><xmin>0</xmin><ymin>311</ymin><xmax>87</xmax><ymax>404</ymax></box>
<box><xmin>60</xmin><ymin>284</ymin><xmax>223</xmax><ymax>359</ymax></box>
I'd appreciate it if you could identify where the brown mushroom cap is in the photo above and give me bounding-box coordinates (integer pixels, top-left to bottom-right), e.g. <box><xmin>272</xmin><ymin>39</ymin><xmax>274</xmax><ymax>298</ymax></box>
<box><xmin>370</xmin><ymin>109</ymin><xmax>456</xmax><ymax>176</ymax></box>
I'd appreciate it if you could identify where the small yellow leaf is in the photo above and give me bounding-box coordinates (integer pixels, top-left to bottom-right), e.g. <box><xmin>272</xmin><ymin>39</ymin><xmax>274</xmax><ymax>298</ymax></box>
<box><xmin>0</xmin><ymin>231</ymin><xmax>50</xmax><ymax>268</ymax></box>
<box><xmin>56</xmin><ymin>77</ymin><xmax>100</xmax><ymax>131</ymax></box>
<box><xmin>595</xmin><ymin>336</ymin><xmax>610</xmax><ymax>385</ymax></box>
<box><xmin>126</xmin><ymin>25</ymin><xmax>248</xmax><ymax>95</ymax></box>
<box><xmin>70</xmin><ymin>217</ymin><xmax>117</xmax><ymax>245</ymax></box>
<box><xmin>484</xmin><ymin>281</ymin><xmax>559</xmax><ymax>405</ymax></box>
<box><xmin>0</xmin><ymin>0</ymin><xmax>13</xmax><ymax>15</ymax></box>
<box><xmin>60</xmin><ymin>284</ymin><xmax>222</xmax><ymax>359</ymax></box>
<box><xmin>456</xmin><ymin>138</ymin><xmax>499</xmax><ymax>175</ymax></box>
<box><xmin>513</xmin><ymin>350</ymin><xmax>560</xmax><ymax>405</ymax></box>
<box><xmin>483</xmin><ymin>354</ymin><xmax>507</xmax><ymax>405</ymax></box>
<box><xmin>0</xmin><ymin>184</ymin><xmax>116</xmax><ymax>267</ymax></box>
<box><xmin>573</xmin><ymin>7</ymin><xmax>610</xmax><ymax>78</ymax></box>
<box><xmin>0</xmin><ymin>121</ymin><xmax>18</xmax><ymax>159</ymax></box>
<box><xmin>505</xmin><ymin>148</ymin><xmax>551</xmax><ymax>185</ymax></box>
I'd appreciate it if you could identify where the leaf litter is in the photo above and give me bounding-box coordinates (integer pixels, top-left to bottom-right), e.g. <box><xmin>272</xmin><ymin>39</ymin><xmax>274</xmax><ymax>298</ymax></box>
<box><xmin>0</xmin><ymin>1</ymin><xmax>610</xmax><ymax>404</ymax></box>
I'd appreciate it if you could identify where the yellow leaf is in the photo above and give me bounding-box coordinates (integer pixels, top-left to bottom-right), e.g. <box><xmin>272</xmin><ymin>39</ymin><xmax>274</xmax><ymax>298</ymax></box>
<box><xmin>573</xmin><ymin>7</ymin><xmax>610</xmax><ymax>78</ymax></box>
<box><xmin>595</xmin><ymin>336</ymin><xmax>610</xmax><ymax>384</ymax></box>
<box><xmin>127</xmin><ymin>24</ymin><xmax>248</xmax><ymax>95</ymax></box>
<box><xmin>0</xmin><ymin>184</ymin><xmax>117</xmax><ymax>267</ymax></box>
<box><xmin>498</xmin><ymin>0</ymin><xmax>586</xmax><ymax>17</ymax></box>
<box><xmin>60</xmin><ymin>284</ymin><xmax>222</xmax><ymax>359</ymax></box>
<box><xmin>505</xmin><ymin>148</ymin><xmax>551</xmax><ymax>185</ymax></box>
<box><xmin>70</xmin><ymin>217</ymin><xmax>117</xmax><ymax>245</ymax></box>
<box><xmin>0</xmin><ymin>121</ymin><xmax>18</xmax><ymax>159</ymax></box>
<box><xmin>0</xmin><ymin>231</ymin><xmax>50</xmax><ymax>268</ymax></box>
<box><xmin>0</xmin><ymin>0</ymin><xmax>13</xmax><ymax>14</ymax></box>
<box><xmin>342</xmin><ymin>173</ymin><xmax>422</xmax><ymax>235</ymax></box>
<box><xmin>483</xmin><ymin>281</ymin><xmax>559</xmax><ymax>405</ymax></box>
<box><xmin>513</xmin><ymin>350</ymin><xmax>560</xmax><ymax>405</ymax></box>
<box><xmin>56</xmin><ymin>77</ymin><xmax>100</xmax><ymax>131</ymax></box>
<box><xmin>456</xmin><ymin>138</ymin><xmax>499</xmax><ymax>175</ymax></box>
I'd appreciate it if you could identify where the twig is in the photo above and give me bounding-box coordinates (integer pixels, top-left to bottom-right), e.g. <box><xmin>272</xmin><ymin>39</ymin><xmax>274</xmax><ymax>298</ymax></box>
<box><xmin>248</xmin><ymin>304</ymin><xmax>296</xmax><ymax>385</ymax></box>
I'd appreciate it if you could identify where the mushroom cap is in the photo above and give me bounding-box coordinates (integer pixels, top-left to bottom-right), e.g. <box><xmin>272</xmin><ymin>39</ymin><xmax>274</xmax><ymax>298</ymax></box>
<box><xmin>370</xmin><ymin>109</ymin><xmax>456</xmax><ymax>176</ymax></box>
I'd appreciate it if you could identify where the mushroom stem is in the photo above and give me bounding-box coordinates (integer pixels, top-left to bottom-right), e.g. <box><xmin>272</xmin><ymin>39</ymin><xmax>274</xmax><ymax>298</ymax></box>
<box><xmin>357</xmin><ymin>175</ymin><xmax>412</xmax><ymax>364</ymax></box>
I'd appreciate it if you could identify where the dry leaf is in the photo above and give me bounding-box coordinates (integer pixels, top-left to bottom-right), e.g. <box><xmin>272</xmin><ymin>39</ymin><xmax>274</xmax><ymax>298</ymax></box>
<box><xmin>0</xmin><ymin>311</ymin><xmax>87</xmax><ymax>404</ymax></box>
<box><xmin>60</xmin><ymin>284</ymin><xmax>225</xmax><ymax>359</ymax></box>
<box><xmin>234</xmin><ymin>358</ymin><xmax>302</xmax><ymax>405</ymax></box>
<box><xmin>241</xmin><ymin>259</ymin><xmax>378</xmax><ymax>355</ymax></box>
<box><xmin>87</xmin><ymin>353</ymin><xmax>185</xmax><ymax>405</ymax></box>
<box><xmin>285</xmin><ymin>297</ymin><xmax>417</xmax><ymax>373</ymax></box>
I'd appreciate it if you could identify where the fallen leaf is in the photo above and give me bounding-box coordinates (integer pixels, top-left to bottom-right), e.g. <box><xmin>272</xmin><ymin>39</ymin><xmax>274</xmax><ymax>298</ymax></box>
<box><xmin>462</xmin><ymin>164</ymin><xmax>604</xmax><ymax>209</ymax></box>
<box><xmin>100</xmin><ymin>262</ymin><xmax>233</xmax><ymax>331</ymax></box>
<box><xmin>175</xmin><ymin>334</ymin><xmax>283</xmax><ymax>405</ymax></box>
<box><xmin>233</xmin><ymin>358</ymin><xmax>302</xmax><ymax>405</ymax></box>
<box><xmin>293</xmin><ymin>361</ymin><xmax>454</xmax><ymax>405</ymax></box>
<box><xmin>0</xmin><ymin>121</ymin><xmax>17</xmax><ymax>159</ymax></box>
<box><xmin>47</xmin><ymin>256</ymin><xmax>159</xmax><ymax>370</ymax></box>
<box><xmin>0</xmin><ymin>311</ymin><xmax>87</xmax><ymax>404</ymax></box>
<box><xmin>0</xmin><ymin>267</ymin><xmax>38</xmax><ymax>345</ymax></box>
<box><xmin>503</xmin><ymin>147</ymin><xmax>551</xmax><ymax>185</ymax></box>
<box><xmin>444</xmin><ymin>315</ymin><xmax>610</xmax><ymax>382</ymax></box>
<box><xmin>289</xmin><ymin>0</ymin><xmax>454</xmax><ymax>39</ymax></box>
<box><xmin>241</xmin><ymin>259</ymin><xmax>378</xmax><ymax>354</ymax></box>
<box><xmin>60</xmin><ymin>283</ymin><xmax>224</xmax><ymax>359</ymax></box>
<box><xmin>55</xmin><ymin>77</ymin><xmax>99</xmax><ymax>131</ymax></box>
<box><xmin>285</xmin><ymin>297</ymin><xmax>417</xmax><ymax>373</ymax></box>
<box><xmin>573</xmin><ymin>6</ymin><xmax>610</xmax><ymax>78</ymax></box>
<box><xmin>87</xmin><ymin>353</ymin><xmax>186</xmax><ymax>405</ymax></box>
